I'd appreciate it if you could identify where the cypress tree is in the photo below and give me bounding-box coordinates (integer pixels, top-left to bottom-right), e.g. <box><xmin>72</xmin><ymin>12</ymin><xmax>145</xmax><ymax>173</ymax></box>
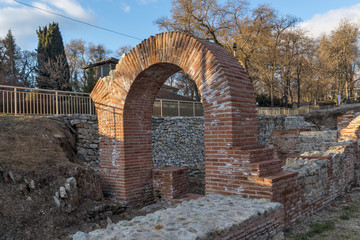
<box><xmin>36</xmin><ymin>22</ymin><xmax>71</xmax><ymax>90</ymax></box>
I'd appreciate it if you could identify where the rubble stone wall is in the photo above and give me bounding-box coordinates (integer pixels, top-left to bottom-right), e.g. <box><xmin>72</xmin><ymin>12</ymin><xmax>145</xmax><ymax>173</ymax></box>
<box><xmin>52</xmin><ymin>115</ymin><xmax>100</xmax><ymax>167</ymax></box>
<box><xmin>52</xmin><ymin>115</ymin><xmax>315</xmax><ymax>173</ymax></box>
<box><xmin>270</xmin><ymin>126</ymin><xmax>359</xmax><ymax>224</ymax></box>
<box><xmin>74</xmin><ymin>195</ymin><xmax>285</xmax><ymax>240</ymax></box>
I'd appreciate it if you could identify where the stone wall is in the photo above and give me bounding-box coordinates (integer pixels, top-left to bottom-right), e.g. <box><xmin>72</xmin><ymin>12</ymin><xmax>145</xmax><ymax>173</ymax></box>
<box><xmin>282</xmin><ymin>141</ymin><xmax>358</xmax><ymax>222</ymax></box>
<box><xmin>51</xmin><ymin>115</ymin><xmax>314</xmax><ymax>174</ymax></box>
<box><xmin>269</xmin><ymin>126</ymin><xmax>360</xmax><ymax>224</ymax></box>
<box><xmin>51</xmin><ymin>115</ymin><xmax>100</xmax><ymax>167</ymax></box>
<box><xmin>74</xmin><ymin>195</ymin><xmax>285</xmax><ymax>240</ymax></box>
<box><xmin>258</xmin><ymin>115</ymin><xmax>316</xmax><ymax>147</ymax></box>
<box><xmin>152</xmin><ymin>117</ymin><xmax>204</xmax><ymax>174</ymax></box>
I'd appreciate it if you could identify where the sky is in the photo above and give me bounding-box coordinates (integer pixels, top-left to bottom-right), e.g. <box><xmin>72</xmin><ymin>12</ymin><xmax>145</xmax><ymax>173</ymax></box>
<box><xmin>0</xmin><ymin>0</ymin><xmax>360</xmax><ymax>54</ymax></box>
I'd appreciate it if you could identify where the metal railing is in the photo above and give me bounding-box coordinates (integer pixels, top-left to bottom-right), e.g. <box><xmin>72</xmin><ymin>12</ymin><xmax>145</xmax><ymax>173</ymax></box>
<box><xmin>0</xmin><ymin>85</ymin><xmax>204</xmax><ymax>117</ymax></box>
<box><xmin>4</xmin><ymin>84</ymin><xmax>347</xmax><ymax>117</ymax></box>
<box><xmin>257</xmin><ymin>105</ymin><xmax>339</xmax><ymax>116</ymax></box>
<box><xmin>0</xmin><ymin>85</ymin><xmax>95</xmax><ymax>115</ymax></box>
<box><xmin>153</xmin><ymin>99</ymin><xmax>203</xmax><ymax>117</ymax></box>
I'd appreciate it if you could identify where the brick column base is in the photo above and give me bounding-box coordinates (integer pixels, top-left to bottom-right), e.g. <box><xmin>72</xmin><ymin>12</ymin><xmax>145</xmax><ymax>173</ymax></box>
<box><xmin>153</xmin><ymin>167</ymin><xmax>189</xmax><ymax>201</ymax></box>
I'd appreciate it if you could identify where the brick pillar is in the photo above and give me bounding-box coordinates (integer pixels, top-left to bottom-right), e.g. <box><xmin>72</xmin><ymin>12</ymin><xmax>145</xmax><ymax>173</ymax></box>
<box><xmin>153</xmin><ymin>167</ymin><xmax>189</xmax><ymax>201</ymax></box>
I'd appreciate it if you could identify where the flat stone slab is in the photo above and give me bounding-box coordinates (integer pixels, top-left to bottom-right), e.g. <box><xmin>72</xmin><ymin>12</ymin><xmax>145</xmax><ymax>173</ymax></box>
<box><xmin>73</xmin><ymin>194</ymin><xmax>283</xmax><ymax>240</ymax></box>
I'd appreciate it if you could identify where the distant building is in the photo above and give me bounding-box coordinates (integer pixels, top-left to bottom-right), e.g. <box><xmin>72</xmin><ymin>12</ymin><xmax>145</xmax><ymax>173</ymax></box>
<box><xmin>82</xmin><ymin>57</ymin><xmax>196</xmax><ymax>102</ymax></box>
<box><xmin>82</xmin><ymin>57</ymin><xmax>119</xmax><ymax>79</ymax></box>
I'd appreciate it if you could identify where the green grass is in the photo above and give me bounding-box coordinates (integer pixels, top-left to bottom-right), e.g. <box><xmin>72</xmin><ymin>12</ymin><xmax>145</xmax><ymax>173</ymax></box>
<box><xmin>338</xmin><ymin>205</ymin><xmax>360</xmax><ymax>220</ymax></box>
<box><xmin>292</xmin><ymin>221</ymin><xmax>335</xmax><ymax>240</ymax></box>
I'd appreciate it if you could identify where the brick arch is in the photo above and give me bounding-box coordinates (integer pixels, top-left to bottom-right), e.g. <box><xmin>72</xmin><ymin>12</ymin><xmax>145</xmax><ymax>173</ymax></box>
<box><xmin>91</xmin><ymin>32</ymin><xmax>288</xmax><ymax>205</ymax></box>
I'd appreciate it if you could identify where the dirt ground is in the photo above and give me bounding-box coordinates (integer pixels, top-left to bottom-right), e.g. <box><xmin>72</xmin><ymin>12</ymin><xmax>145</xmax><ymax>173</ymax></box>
<box><xmin>0</xmin><ymin>116</ymin><xmax>111</xmax><ymax>239</ymax></box>
<box><xmin>285</xmin><ymin>188</ymin><xmax>360</xmax><ymax>240</ymax></box>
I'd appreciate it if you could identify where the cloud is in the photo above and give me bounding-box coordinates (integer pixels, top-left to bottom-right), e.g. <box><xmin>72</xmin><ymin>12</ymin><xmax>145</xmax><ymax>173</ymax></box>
<box><xmin>299</xmin><ymin>3</ymin><xmax>360</xmax><ymax>38</ymax></box>
<box><xmin>136</xmin><ymin>0</ymin><xmax>157</xmax><ymax>5</ymax></box>
<box><xmin>121</xmin><ymin>2</ymin><xmax>130</xmax><ymax>13</ymax></box>
<box><xmin>46</xmin><ymin>0</ymin><xmax>92</xmax><ymax>20</ymax></box>
<box><xmin>0</xmin><ymin>0</ymin><xmax>94</xmax><ymax>50</ymax></box>
<box><xmin>0</xmin><ymin>0</ymin><xmax>17</xmax><ymax>5</ymax></box>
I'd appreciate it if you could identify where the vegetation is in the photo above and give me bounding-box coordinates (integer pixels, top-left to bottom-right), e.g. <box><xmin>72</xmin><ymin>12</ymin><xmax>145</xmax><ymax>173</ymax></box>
<box><xmin>156</xmin><ymin>0</ymin><xmax>360</xmax><ymax>106</ymax></box>
<box><xmin>36</xmin><ymin>22</ymin><xmax>71</xmax><ymax>90</ymax></box>
<box><xmin>293</xmin><ymin>221</ymin><xmax>335</xmax><ymax>240</ymax></box>
<box><xmin>0</xmin><ymin>30</ymin><xmax>36</xmax><ymax>87</ymax></box>
<box><xmin>64</xmin><ymin>39</ymin><xmax>113</xmax><ymax>92</ymax></box>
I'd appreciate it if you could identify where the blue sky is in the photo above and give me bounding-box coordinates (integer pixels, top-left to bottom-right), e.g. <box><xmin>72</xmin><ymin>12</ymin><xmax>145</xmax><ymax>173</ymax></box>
<box><xmin>0</xmin><ymin>0</ymin><xmax>360</xmax><ymax>54</ymax></box>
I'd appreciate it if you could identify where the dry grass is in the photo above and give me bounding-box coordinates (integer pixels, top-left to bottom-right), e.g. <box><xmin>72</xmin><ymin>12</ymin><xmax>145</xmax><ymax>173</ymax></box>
<box><xmin>285</xmin><ymin>189</ymin><xmax>360</xmax><ymax>240</ymax></box>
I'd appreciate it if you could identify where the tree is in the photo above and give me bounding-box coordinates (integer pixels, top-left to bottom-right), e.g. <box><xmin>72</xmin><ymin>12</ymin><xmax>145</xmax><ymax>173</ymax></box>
<box><xmin>36</xmin><ymin>22</ymin><xmax>71</xmax><ymax>90</ymax></box>
<box><xmin>65</xmin><ymin>40</ymin><xmax>115</xmax><ymax>92</ymax></box>
<box><xmin>65</xmin><ymin>39</ymin><xmax>87</xmax><ymax>90</ymax></box>
<box><xmin>114</xmin><ymin>45</ymin><xmax>132</xmax><ymax>58</ymax></box>
<box><xmin>87</xmin><ymin>43</ymin><xmax>108</xmax><ymax>63</ymax></box>
<box><xmin>318</xmin><ymin>20</ymin><xmax>360</xmax><ymax>103</ymax></box>
<box><xmin>0</xmin><ymin>30</ymin><xmax>21</xmax><ymax>85</ymax></box>
<box><xmin>157</xmin><ymin>0</ymin><xmax>299</xmax><ymax>105</ymax></box>
<box><xmin>156</xmin><ymin>0</ymin><xmax>233</xmax><ymax>45</ymax></box>
<box><xmin>18</xmin><ymin>50</ymin><xmax>37</xmax><ymax>87</ymax></box>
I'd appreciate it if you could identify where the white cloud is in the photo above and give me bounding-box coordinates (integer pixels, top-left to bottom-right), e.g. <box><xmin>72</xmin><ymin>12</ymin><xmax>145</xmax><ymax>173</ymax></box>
<box><xmin>121</xmin><ymin>2</ymin><xmax>130</xmax><ymax>13</ymax></box>
<box><xmin>299</xmin><ymin>3</ymin><xmax>360</xmax><ymax>38</ymax></box>
<box><xmin>0</xmin><ymin>0</ymin><xmax>94</xmax><ymax>50</ymax></box>
<box><xmin>0</xmin><ymin>0</ymin><xmax>17</xmax><ymax>5</ymax></box>
<box><xmin>136</xmin><ymin>0</ymin><xmax>157</xmax><ymax>5</ymax></box>
<box><xmin>46</xmin><ymin>0</ymin><xmax>92</xmax><ymax>20</ymax></box>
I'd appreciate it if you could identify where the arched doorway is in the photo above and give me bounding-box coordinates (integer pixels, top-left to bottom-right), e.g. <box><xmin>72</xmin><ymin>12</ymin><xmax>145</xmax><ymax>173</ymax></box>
<box><xmin>91</xmin><ymin>32</ymin><xmax>284</xmax><ymax>205</ymax></box>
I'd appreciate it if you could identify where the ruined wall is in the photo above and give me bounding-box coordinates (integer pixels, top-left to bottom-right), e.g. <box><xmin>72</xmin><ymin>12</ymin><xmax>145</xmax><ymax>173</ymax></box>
<box><xmin>269</xmin><ymin>126</ymin><xmax>359</xmax><ymax>224</ymax></box>
<box><xmin>258</xmin><ymin>115</ymin><xmax>316</xmax><ymax>147</ymax></box>
<box><xmin>51</xmin><ymin>115</ymin><xmax>314</xmax><ymax>173</ymax></box>
<box><xmin>51</xmin><ymin>115</ymin><xmax>100</xmax><ymax>167</ymax></box>
<box><xmin>74</xmin><ymin>195</ymin><xmax>285</xmax><ymax>240</ymax></box>
<box><xmin>152</xmin><ymin>117</ymin><xmax>204</xmax><ymax>173</ymax></box>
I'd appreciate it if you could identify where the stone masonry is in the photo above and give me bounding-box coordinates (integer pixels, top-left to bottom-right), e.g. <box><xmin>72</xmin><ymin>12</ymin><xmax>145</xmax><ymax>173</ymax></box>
<box><xmin>74</xmin><ymin>195</ymin><xmax>285</xmax><ymax>240</ymax></box>
<box><xmin>52</xmin><ymin>114</ymin><xmax>100</xmax><ymax>167</ymax></box>
<box><xmin>152</xmin><ymin>117</ymin><xmax>204</xmax><ymax>173</ymax></box>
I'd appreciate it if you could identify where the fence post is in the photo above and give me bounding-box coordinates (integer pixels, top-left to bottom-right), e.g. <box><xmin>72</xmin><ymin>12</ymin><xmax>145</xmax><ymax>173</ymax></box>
<box><xmin>89</xmin><ymin>97</ymin><xmax>92</xmax><ymax>115</ymax></box>
<box><xmin>14</xmin><ymin>87</ymin><xmax>17</xmax><ymax>115</ymax></box>
<box><xmin>193</xmin><ymin>102</ymin><xmax>195</xmax><ymax>117</ymax></box>
<box><xmin>160</xmin><ymin>99</ymin><xmax>163</xmax><ymax>117</ymax></box>
<box><xmin>178</xmin><ymin>101</ymin><xmax>180</xmax><ymax>116</ymax></box>
<box><xmin>55</xmin><ymin>91</ymin><xmax>59</xmax><ymax>115</ymax></box>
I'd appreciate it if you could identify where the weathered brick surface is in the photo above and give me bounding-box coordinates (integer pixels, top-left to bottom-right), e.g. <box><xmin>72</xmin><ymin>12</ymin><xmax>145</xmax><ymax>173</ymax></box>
<box><xmin>152</xmin><ymin>167</ymin><xmax>189</xmax><ymax>201</ymax></box>
<box><xmin>338</xmin><ymin>110</ymin><xmax>360</xmax><ymax>141</ymax></box>
<box><xmin>90</xmin><ymin>32</ymin><xmax>287</xmax><ymax>204</ymax></box>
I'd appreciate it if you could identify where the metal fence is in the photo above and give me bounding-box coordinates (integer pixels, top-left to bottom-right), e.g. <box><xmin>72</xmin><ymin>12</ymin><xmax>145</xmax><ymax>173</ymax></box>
<box><xmin>153</xmin><ymin>99</ymin><xmax>203</xmax><ymax>117</ymax></box>
<box><xmin>257</xmin><ymin>105</ymin><xmax>338</xmax><ymax>116</ymax></box>
<box><xmin>0</xmin><ymin>85</ymin><xmax>95</xmax><ymax>115</ymax></box>
<box><xmin>2</xmin><ymin>84</ymin><xmax>346</xmax><ymax>117</ymax></box>
<box><xmin>0</xmin><ymin>85</ymin><xmax>204</xmax><ymax>117</ymax></box>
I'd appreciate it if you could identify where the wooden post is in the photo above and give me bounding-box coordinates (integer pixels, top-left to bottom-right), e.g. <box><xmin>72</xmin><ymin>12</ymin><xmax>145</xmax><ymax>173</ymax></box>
<box><xmin>55</xmin><ymin>91</ymin><xmax>59</xmax><ymax>115</ymax></box>
<box><xmin>160</xmin><ymin>99</ymin><xmax>163</xmax><ymax>117</ymax></box>
<box><xmin>14</xmin><ymin>87</ymin><xmax>17</xmax><ymax>115</ymax></box>
<box><xmin>89</xmin><ymin>97</ymin><xmax>92</xmax><ymax>115</ymax></box>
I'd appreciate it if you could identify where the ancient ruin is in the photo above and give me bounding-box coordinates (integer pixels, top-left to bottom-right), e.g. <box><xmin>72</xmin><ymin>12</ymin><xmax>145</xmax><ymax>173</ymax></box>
<box><xmin>91</xmin><ymin>32</ymin><xmax>293</xmax><ymax>205</ymax></box>
<box><xmin>83</xmin><ymin>32</ymin><xmax>360</xmax><ymax>239</ymax></box>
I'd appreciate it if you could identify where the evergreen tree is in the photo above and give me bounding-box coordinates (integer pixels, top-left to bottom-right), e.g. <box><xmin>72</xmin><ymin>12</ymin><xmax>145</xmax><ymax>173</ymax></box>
<box><xmin>36</xmin><ymin>22</ymin><xmax>71</xmax><ymax>90</ymax></box>
<box><xmin>83</xmin><ymin>66</ymin><xmax>96</xmax><ymax>93</ymax></box>
<box><xmin>0</xmin><ymin>29</ymin><xmax>21</xmax><ymax>85</ymax></box>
